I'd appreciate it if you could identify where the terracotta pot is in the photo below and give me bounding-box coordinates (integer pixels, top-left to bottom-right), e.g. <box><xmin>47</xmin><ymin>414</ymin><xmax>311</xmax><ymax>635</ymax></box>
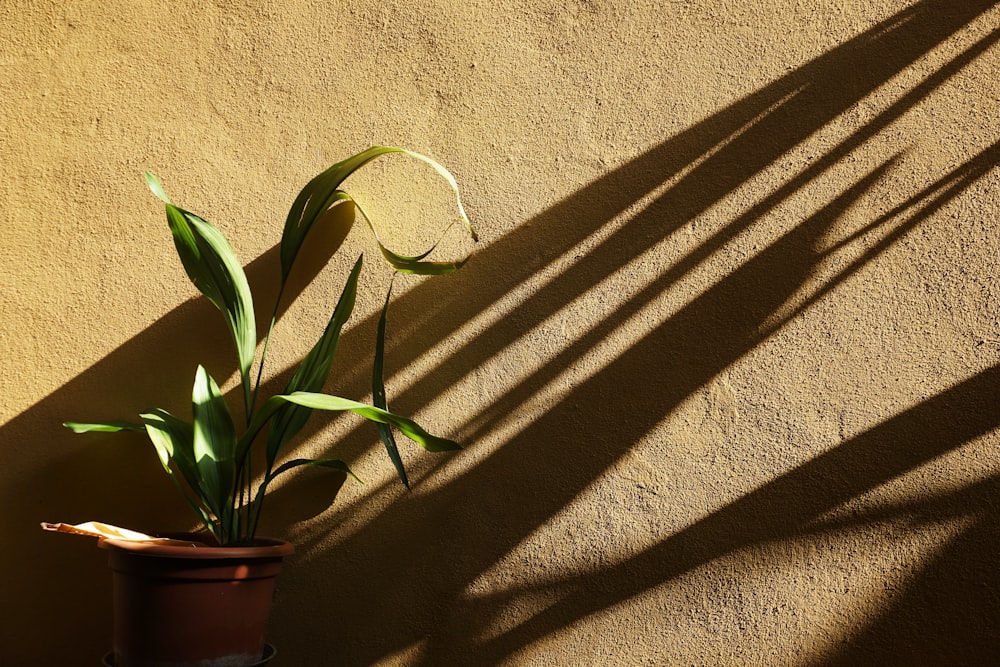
<box><xmin>99</xmin><ymin>534</ymin><xmax>294</xmax><ymax>667</ymax></box>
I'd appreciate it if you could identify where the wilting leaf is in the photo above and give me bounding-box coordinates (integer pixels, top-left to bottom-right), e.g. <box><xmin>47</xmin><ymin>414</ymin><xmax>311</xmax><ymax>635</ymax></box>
<box><xmin>281</xmin><ymin>147</ymin><xmax>476</xmax><ymax>284</ymax></box>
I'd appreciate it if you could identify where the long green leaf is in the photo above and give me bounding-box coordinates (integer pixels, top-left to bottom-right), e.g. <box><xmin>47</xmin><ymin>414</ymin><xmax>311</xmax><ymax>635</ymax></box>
<box><xmin>280</xmin><ymin>189</ymin><xmax>355</xmax><ymax>283</ymax></box>
<box><xmin>140</xmin><ymin>409</ymin><xmax>193</xmax><ymax>471</ymax></box>
<box><xmin>246</xmin><ymin>457</ymin><xmax>360</xmax><ymax>538</ymax></box>
<box><xmin>62</xmin><ymin>420</ymin><xmax>144</xmax><ymax>433</ymax></box>
<box><xmin>61</xmin><ymin>414</ymin><xmax>219</xmax><ymax>538</ymax></box>
<box><xmin>140</xmin><ymin>409</ymin><xmax>201</xmax><ymax>496</ymax></box>
<box><xmin>278</xmin><ymin>391</ymin><xmax>460</xmax><ymax>452</ymax></box>
<box><xmin>284</xmin><ymin>255</ymin><xmax>363</xmax><ymax>394</ymax></box>
<box><xmin>239</xmin><ymin>390</ymin><xmax>460</xmax><ymax>461</ymax></box>
<box><xmin>268</xmin><ymin>457</ymin><xmax>360</xmax><ymax>481</ymax></box>
<box><xmin>191</xmin><ymin>366</ymin><xmax>237</xmax><ymax>526</ymax></box>
<box><xmin>373</xmin><ymin>278</ymin><xmax>409</xmax><ymax>488</ymax></box>
<box><xmin>146</xmin><ymin>174</ymin><xmax>257</xmax><ymax>411</ymax></box>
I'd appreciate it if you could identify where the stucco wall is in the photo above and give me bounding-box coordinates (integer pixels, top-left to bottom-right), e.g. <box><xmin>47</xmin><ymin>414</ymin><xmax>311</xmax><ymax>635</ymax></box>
<box><xmin>2</xmin><ymin>0</ymin><xmax>998</xmax><ymax>664</ymax></box>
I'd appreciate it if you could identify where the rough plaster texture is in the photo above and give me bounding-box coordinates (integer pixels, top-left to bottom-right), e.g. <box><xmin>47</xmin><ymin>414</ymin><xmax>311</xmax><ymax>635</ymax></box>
<box><xmin>1</xmin><ymin>0</ymin><xmax>998</xmax><ymax>664</ymax></box>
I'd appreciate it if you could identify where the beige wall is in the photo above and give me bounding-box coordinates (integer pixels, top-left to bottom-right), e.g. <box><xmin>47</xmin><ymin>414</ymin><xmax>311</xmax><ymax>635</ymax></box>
<box><xmin>2</xmin><ymin>0</ymin><xmax>999</xmax><ymax>664</ymax></box>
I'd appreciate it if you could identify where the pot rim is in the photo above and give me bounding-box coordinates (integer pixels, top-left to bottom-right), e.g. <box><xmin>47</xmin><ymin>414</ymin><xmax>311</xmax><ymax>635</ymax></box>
<box><xmin>99</xmin><ymin>533</ymin><xmax>294</xmax><ymax>559</ymax></box>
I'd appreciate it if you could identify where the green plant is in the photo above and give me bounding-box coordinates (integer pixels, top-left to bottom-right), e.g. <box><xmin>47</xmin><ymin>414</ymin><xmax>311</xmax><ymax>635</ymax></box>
<box><xmin>64</xmin><ymin>146</ymin><xmax>476</xmax><ymax>546</ymax></box>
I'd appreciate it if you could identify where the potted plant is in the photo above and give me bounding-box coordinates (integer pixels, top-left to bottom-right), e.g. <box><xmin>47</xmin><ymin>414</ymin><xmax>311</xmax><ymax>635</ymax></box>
<box><xmin>60</xmin><ymin>146</ymin><xmax>476</xmax><ymax>667</ymax></box>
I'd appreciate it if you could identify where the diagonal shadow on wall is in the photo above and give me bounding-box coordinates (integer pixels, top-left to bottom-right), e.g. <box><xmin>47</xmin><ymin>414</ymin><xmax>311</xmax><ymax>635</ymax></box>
<box><xmin>252</xmin><ymin>0</ymin><xmax>999</xmax><ymax>516</ymax></box>
<box><xmin>452</xmin><ymin>364</ymin><xmax>1000</xmax><ymax>665</ymax></box>
<box><xmin>286</xmin><ymin>0</ymin><xmax>998</xmax><ymax>467</ymax></box>
<box><xmin>260</xmin><ymin>1</ymin><xmax>999</xmax><ymax>664</ymax></box>
<box><xmin>426</xmin><ymin>141</ymin><xmax>999</xmax><ymax>667</ymax></box>
<box><xmin>277</xmin><ymin>140</ymin><xmax>997</xmax><ymax>665</ymax></box>
<box><xmin>814</xmin><ymin>474</ymin><xmax>1000</xmax><ymax>666</ymax></box>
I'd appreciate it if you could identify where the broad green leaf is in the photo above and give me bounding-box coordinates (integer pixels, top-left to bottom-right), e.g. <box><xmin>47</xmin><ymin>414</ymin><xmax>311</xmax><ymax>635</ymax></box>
<box><xmin>141</xmin><ymin>409</ymin><xmax>199</xmax><ymax>492</ymax></box>
<box><xmin>147</xmin><ymin>175</ymin><xmax>257</xmax><ymax>409</ymax></box>
<box><xmin>182</xmin><ymin>211</ymin><xmax>256</xmax><ymax>409</ymax></box>
<box><xmin>140</xmin><ymin>410</ymin><xmax>190</xmax><ymax>469</ymax></box>
<box><xmin>62</xmin><ymin>421</ymin><xmax>144</xmax><ymax>433</ymax></box>
<box><xmin>373</xmin><ymin>278</ymin><xmax>409</xmax><ymax>488</ymax></box>
<box><xmin>141</xmin><ymin>409</ymin><xmax>220</xmax><ymax>541</ymax></box>
<box><xmin>191</xmin><ymin>366</ymin><xmax>237</xmax><ymax>524</ymax></box>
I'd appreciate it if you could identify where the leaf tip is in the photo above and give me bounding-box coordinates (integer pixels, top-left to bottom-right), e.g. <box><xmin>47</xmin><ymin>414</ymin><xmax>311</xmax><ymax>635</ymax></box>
<box><xmin>144</xmin><ymin>171</ymin><xmax>171</xmax><ymax>204</ymax></box>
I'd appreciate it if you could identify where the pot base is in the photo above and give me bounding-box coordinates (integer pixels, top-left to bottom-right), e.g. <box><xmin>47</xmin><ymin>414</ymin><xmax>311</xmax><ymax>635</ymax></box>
<box><xmin>102</xmin><ymin>643</ymin><xmax>277</xmax><ymax>667</ymax></box>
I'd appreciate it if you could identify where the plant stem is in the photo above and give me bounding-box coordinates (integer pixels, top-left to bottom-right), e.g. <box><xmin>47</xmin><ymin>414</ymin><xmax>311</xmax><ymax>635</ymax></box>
<box><xmin>239</xmin><ymin>284</ymin><xmax>286</xmax><ymax>542</ymax></box>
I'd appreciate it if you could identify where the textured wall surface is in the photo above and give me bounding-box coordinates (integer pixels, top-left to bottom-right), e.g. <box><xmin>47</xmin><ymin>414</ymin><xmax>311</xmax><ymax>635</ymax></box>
<box><xmin>1</xmin><ymin>0</ymin><xmax>998</xmax><ymax>664</ymax></box>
